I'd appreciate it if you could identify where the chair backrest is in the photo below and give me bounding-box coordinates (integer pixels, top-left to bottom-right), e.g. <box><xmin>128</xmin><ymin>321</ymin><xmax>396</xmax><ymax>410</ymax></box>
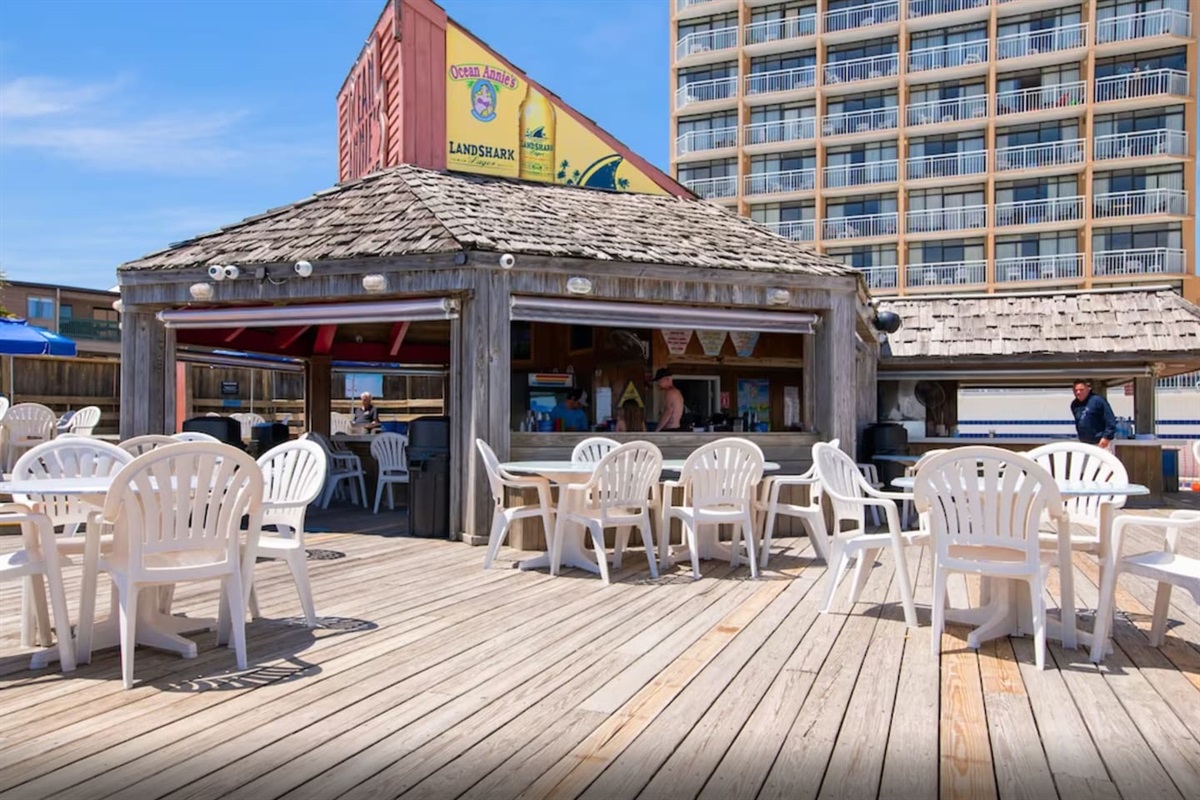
<box><xmin>571</xmin><ymin>437</ymin><xmax>619</xmax><ymax>464</ymax></box>
<box><xmin>231</xmin><ymin>412</ymin><xmax>265</xmax><ymax>441</ymax></box>
<box><xmin>0</xmin><ymin>396</ymin><xmax>9</xmax><ymax>422</ymax></box>
<box><xmin>172</xmin><ymin>431</ymin><xmax>221</xmax><ymax>443</ymax></box>
<box><xmin>1027</xmin><ymin>441</ymin><xmax>1129</xmax><ymax>521</ymax></box>
<box><xmin>330</xmin><ymin>413</ymin><xmax>353</xmax><ymax>436</ymax></box>
<box><xmin>585</xmin><ymin>441</ymin><xmax>663</xmax><ymax>517</ymax></box>
<box><xmin>813</xmin><ymin>442</ymin><xmax>874</xmax><ymax>530</ymax></box>
<box><xmin>257</xmin><ymin>440</ymin><xmax>327</xmax><ymax>534</ymax></box>
<box><xmin>680</xmin><ymin>438</ymin><xmax>764</xmax><ymax>512</ymax></box>
<box><xmin>119</xmin><ymin>434</ymin><xmax>179</xmax><ymax>456</ymax></box>
<box><xmin>370</xmin><ymin>433</ymin><xmax>409</xmax><ymax>473</ymax></box>
<box><xmin>67</xmin><ymin>406</ymin><xmax>102</xmax><ymax>436</ymax></box>
<box><xmin>102</xmin><ymin>443</ymin><xmax>263</xmax><ymax>580</ymax></box>
<box><xmin>475</xmin><ymin>438</ymin><xmax>506</xmax><ymax>503</ymax></box>
<box><xmin>12</xmin><ymin>439</ymin><xmax>134</xmax><ymax>527</ymax></box>
<box><xmin>4</xmin><ymin>403</ymin><xmax>57</xmax><ymax>443</ymax></box>
<box><xmin>914</xmin><ymin>447</ymin><xmax>1063</xmax><ymax>570</ymax></box>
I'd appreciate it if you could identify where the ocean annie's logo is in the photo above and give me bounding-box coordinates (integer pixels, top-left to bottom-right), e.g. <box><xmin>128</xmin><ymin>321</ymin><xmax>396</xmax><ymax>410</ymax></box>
<box><xmin>448</xmin><ymin>62</ymin><xmax>519</xmax><ymax>123</ymax></box>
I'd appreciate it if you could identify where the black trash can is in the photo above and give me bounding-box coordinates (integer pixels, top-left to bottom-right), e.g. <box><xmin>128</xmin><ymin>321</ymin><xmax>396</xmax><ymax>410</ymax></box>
<box><xmin>407</xmin><ymin>416</ymin><xmax>450</xmax><ymax>538</ymax></box>
<box><xmin>863</xmin><ymin>421</ymin><xmax>909</xmax><ymax>490</ymax></box>
<box><xmin>251</xmin><ymin>422</ymin><xmax>290</xmax><ymax>456</ymax></box>
<box><xmin>181</xmin><ymin>416</ymin><xmax>244</xmax><ymax>449</ymax></box>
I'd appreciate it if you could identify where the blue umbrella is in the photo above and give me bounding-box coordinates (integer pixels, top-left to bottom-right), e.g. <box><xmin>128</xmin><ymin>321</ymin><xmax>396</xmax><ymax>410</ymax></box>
<box><xmin>0</xmin><ymin>317</ymin><xmax>77</xmax><ymax>356</ymax></box>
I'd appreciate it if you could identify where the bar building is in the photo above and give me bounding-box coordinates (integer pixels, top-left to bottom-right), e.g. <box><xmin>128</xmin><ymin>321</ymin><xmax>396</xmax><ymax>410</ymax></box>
<box><xmin>668</xmin><ymin>0</ymin><xmax>1198</xmax><ymax>299</ymax></box>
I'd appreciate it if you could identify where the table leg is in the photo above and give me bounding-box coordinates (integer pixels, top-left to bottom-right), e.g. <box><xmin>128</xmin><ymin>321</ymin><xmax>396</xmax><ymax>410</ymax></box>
<box><xmin>75</xmin><ymin>588</ymin><xmax>213</xmax><ymax>663</ymax></box>
<box><xmin>517</xmin><ymin>487</ymin><xmax>600</xmax><ymax>574</ymax></box>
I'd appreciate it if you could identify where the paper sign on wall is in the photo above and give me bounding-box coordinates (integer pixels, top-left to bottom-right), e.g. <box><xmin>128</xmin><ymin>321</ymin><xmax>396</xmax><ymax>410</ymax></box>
<box><xmin>696</xmin><ymin>329</ymin><xmax>726</xmax><ymax>356</ymax></box>
<box><xmin>661</xmin><ymin>329</ymin><xmax>693</xmax><ymax>356</ymax></box>
<box><xmin>729</xmin><ymin>331</ymin><xmax>760</xmax><ymax>358</ymax></box>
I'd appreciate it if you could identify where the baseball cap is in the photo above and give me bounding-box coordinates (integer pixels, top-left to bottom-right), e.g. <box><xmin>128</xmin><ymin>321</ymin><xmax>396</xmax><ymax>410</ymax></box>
<box><xmin>652</xmin><ymin>367</ymin><xmax>672</xmax><ymax>382</ymax></box>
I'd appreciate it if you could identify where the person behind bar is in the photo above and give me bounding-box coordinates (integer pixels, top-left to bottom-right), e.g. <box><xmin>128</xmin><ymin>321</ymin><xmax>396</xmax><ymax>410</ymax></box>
<box><xmin>1070</xmin><ymin>378</ymin><xmax>1116</xmax><ymax>449</ymax></box>
<box><xmin>551</xmin><ymin>387</ymin><xmax>589</xmax><ymax>432</ymax></box>
<box><xmin>615</xmin><ymin>398</ymin><xmax>645</xmax><ymax>433</ymax></box>
<box><xmin>353</xmin><ymin>392</ymin><xmax>380</xmax><ymax>431</ymax></box>
<box><xmin>653</xmin><ymin>368</ymin><xmax>684</xmax><ymax>432</ymax></box>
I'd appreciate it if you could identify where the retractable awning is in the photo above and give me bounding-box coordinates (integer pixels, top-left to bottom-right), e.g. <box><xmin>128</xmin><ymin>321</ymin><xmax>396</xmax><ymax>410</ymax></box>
<box><xmin>509</xmin><ymin>296</ymin><xmax>818</xmax><ymax>334</ymax></box>
<box><xmin>157</xmin><ymin>298</ymin><xmax>459</xmax><ymax>329</ymax></box>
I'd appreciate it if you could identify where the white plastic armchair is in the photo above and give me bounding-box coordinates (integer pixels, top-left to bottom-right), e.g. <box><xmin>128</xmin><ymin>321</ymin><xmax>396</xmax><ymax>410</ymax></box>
<box><xmin>3</xmin><ymin>403</ymin><xmax>57</xmax><ymax>469</ymax></box>
<box><xmin>330</xmin><ymin>413</ymin><xmax>353</xmax><ymax>436</ymax></box>
<box><xmin>231</xmin><ymin>412</ymin><xmax>265</xmax><ymax>441</ymax></box>
<box><xmin>66</xmin><ymin>406</ymin><xmax>102</xmax><ymax>436</ymax></box>
<box><xmin>856</xmin><ymin>462</ymin><xmax>885</xmax><ymax>525</ymax></box>
<box><xmin>476</xmin><ymin>439</ymin><xmax>555</xmax><ymax>569</ymax></box>
<box><xmin>0</xmin><ymin>504</ymin><xmax>75</xmax><ymax>671</ymax></box>
<box><xmin>813</xmin><ymin>441</ymin><xmax>921</xmax><ymax>627</ymax></box>
<box><xmin>753</xmin><ymin>438</ymin><xmax>839</xmax><ymax>567</ymax></box>
<box><xmin>901</xmin><ymin>449</ymin><xmax>948</xmax><ymax>528</ymax></box>
<box><xmin>1027</xmin><ymin>441</ymin><xmax>1128</xmax><ymax>547</ymax></box>
<box><xmin>554</xmin><ymin>441</ymin><xmax>663</xmax><ymax>583</ymax></box>
<box><xmin>300</xmin><ymin>431</ymin><xmax>366</xmax><ymax>508</ymax></box>
<box><xmin>119</xmin><ymin>434</ymin><xmax>179</xmax><ymax>456</ymax></box>
<box><xmin>370</xmin><ymin>433</ymin><xmax>409</xmax><ymax>514</ymax></box>
<box><xmin>1090</xmin><ymin>510</ymin><xmax>1200</xmax><ymax>662</ymax></box>
<box><xmin>571</xmin><ymin>437</ymin><xmax>619</xmax><ymax>464</ymax></box>
<box><xmin>172</xmin><ymin>431</ymin><xmax>221</xmax><ymax>443</ymax></box>
<box><xmin>0</xmin><ymin>395</ymin><xmax>9</xmax><ymax>422</ymax></box>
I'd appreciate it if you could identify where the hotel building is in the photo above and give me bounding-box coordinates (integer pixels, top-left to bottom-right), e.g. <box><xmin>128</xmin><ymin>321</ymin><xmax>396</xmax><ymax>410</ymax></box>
<box><xmin>669</xmin><ymin>0</ymin><xmax>1198</xmax><ymax>298</ymax></box>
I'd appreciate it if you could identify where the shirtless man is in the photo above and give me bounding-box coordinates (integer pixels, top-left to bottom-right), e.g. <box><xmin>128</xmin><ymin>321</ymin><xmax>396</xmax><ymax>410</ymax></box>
<box><xmin>653</xmin><ymin>368</ymin><xmax>684</xmax><ymax>432</ymax></box>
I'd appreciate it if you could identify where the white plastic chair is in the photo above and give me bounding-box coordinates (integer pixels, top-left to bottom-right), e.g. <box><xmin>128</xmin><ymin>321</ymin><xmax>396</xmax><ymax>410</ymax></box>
<box><xmin>67</xmin><ymin>406</ymin><xmax>102</xmax><ymax>436</ymax></box>
<box><xmin>900</xmin><ymin>449</ymin><xmax>948</xmax><ymax>528</ymax></box>
<box><xmin>856</xmin><ymin>462</ymin><xmax>885</xmax><ymax>525</ymax></box>
<box><xmin>0</xmin><ymin>396</ymin><xmax>10</xmax><ymax>422</ymax></box>
<box><xmin>172</xmin><ymin>431</ymin><xmax>221</xmax><ymax>443</ymax></box>
<box><xmin>662</xmin><ymin>438</ymin><xmax>764</xmax><ymax>580</ymax></box>
<box><xmin>119</xmin><ymin>434</ymin><xmax>179</xmax><ymax>456</ymax></box>
<box><xmin>813</xmin><ymin>441</ymin><xmax>921</xmax><ymax>627</ymax></box>
<box><xmin>1090</xmin><ymin>510</ymin><xmax>1200</xmax><ymax>662</ymax></box>
<box><xmin>754</xmin><ymin>439</ymin><xmax>839</xmax><ymax>567</ymax></box>
<box><xmin>915</xmin><ymin>447</ymin><xmax>1068</xmax><ymax>669</ymax></box>
<box><xmin>231</xmin><ymin>412</ymin><xmax>265</xmax><ymax>441</ymax></box>
<box><xmin>330</xmin><ymin>413</ymin><xmax>353</xmax><ymax>436</ymax></box>
<box><xmin>79</xmin><ymin>442</ymin><xmax>264</xmax><ymax>688</ymax></box>
<box><xmin>476</xmin><ymin>439</ymin><xmax>556</xmax><ymax>569</ymax></box>
<box><xmin>301</xmin><ymin>432</ymin><xmax>366</xmax><ymax>508</ymax></box>
<box><xmin>571</xmin><ymin>437</ymin><xmax>619</xmax><ymax>464</ymax></box>
<box><xmin>3</xmin><ymin>403</ymin><xmax>57</xmax><ymax>469</ymax></box>
<box><xmin>0</xmin><ymin>504</ymin><xmax>76</xmax><ymax>672</ymax></box>
<box><xmin>554</xmin><ymin>441</ymin><xmax>663</xmax><ymax>584</ymax></box>
<box><xmin>369</xmin><ymin>433</ymin><xmax>409</xmax><ymax>514</ymax></box>
<box><xmin>250</xmin><ymin>440</ymin><xmax>327</xmax><ymax>627</ymax></box>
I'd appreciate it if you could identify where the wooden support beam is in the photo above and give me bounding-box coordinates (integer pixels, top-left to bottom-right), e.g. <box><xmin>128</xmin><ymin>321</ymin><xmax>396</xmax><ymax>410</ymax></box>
<box><xmin>388</xmin><ymin>321</ymin><xmax>411</xmax><ymax>357</ymax></box>
<box><xmin>305</xmin><ymin>355</ymin><xmax>332</xmax><ymax>436</ymax></box>
<box><xmin>314</xmin><ymin>325</ymin><xmax>337</xmax><ymax>355</ymax></box>
<box><xmin>275</xmin><ymin>325</ymin><xmax>311</xmax><ymax>350</ymax></box>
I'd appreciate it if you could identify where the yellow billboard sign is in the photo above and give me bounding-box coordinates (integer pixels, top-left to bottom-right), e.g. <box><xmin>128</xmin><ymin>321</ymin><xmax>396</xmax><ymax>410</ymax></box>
<box><xmin>445</xmin><ymin>24</ymin><xmax>666</xmax><ymax>194</ymax></box>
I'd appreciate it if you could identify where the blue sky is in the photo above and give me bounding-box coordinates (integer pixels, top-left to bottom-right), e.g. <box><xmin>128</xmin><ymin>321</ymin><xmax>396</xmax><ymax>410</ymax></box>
<box><xmin>0</xmin><ymin>0</ymin><xmax>668</xmax><ymax>290</ymax></box>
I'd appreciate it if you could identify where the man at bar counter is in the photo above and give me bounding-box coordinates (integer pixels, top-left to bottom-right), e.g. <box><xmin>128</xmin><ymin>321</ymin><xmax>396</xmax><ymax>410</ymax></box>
<box><xmin>653</xmin><ymin>368</ymin><xmax>684</xmax><ymax>432</ymax></box>
<box><xmin>550</xmin><ymin>388</ymin><xmax>589</xmax><ymax>432</ymax></box>
<box><xmin>1070</xmin><ymin>378</ymin><xmax>1116</xmax><ymax>449</ymax></box>
<box><xmin>353</xmin><ymin>391</ymin><xmax>381</xmax><ymax>431</ymax></box>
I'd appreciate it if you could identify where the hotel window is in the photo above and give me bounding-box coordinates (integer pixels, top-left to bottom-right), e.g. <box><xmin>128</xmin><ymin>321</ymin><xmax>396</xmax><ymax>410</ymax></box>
<box><xmin>996</xmin><ymin>9</ymin><xmax>1084</xmax><ymax>58</ymax></box>
<box><xmin>827</xmin><ymin>38</ymin><xmax>899</xmax><ymax>63</ymax></box>
<box><xmin>750</xmin><ymin>103</ymin><xmax>815</xmax><ymax>125</ymax></box>
<box><xmin>1095</xmin><ymin>47</ymin><xmax>1187</xmax><ymax>78</ymax></box>
<box><xmin>677</xmin><ymin>12</ymin><xmax>738</xmax><ymax>40</ymax></box>
<box><xmin>677</xmin><ymin>62</ymin><xmax>738</xmax><ymax>90</ymax></box>
<box><xmin>995</xmin><ymin>175</ymin><xmax>1079</xmax><ymax>204</ymax></box>
<box><xmin>59</xmin><ymin>304</ymin><xmax>73</xmax><ymax>321</ymax></box>
<box><xmin>824</xmin><ymin>91</ymin><xmax>898</xmax><ymax>134</ymax></box>
<box><xmin>1094</xmin><ymin>165</ymin><xmax>1184</xmax><ymax>194</ymax></box>
<box><xmin>748</xmin><ymin>53</ymin><xmax>817</xmax><ymax>94</ymax></box>
<box><xmin>1096</xmin><ymin>0</ymin><xmax>1187</xmax><ymax>19</ymax></box>
<box><xmin>1096</xmin><ymin>0</ymin><xmax>1190</xmax><ymax>42</ymax></box>
<box><xmin>824</xmin><ymin>0</ymin><xmax>899</xmax><ymax>33</ymax></box>
<box><xmin>750</xmin><ymin>151</ymin><xmax>816</xmax><ymax>174</ymax></box>
<box><xmin>677</xmin><ymin>112</ymin><xmax>738</xmax><ymax>148</ymax></box>
<box><xmin>826</xmin><ymin>245</ymin><xmax>898</xmax><ymax>270</ymax></box>
<box><xmin>1094</xmin><ymin>106</ymin><xmax>1186</xmax><ymax>136</ymax></box>
<box><xmin>826</xmin><ymin>141</ymin><xmax>897</xmax><ymax>167</ymax></box>
<box><xmin>26</xmin><ymin>296</ymin><xmax>54</xmax><ymax>320</ymax></box>
<box><xmin>997</xmin><ymin>64</ymin><xmax>1081</xmax><ymax>94</ymax></box>
<box><xmin>93</xmin><ymin>307</ymin><xmax>118</xmax><ymax>323</ymax></box>
<box><xmin>910</xmin><ymin>24</ymin><xmax>988</xmax><ymax>71</ymax></box>
<box><xmin>679</xmin><ymin>158</ymin><xmax>738</xmax><ymax>197</ymax></box>
<box><xmin>996</xmin><ymin>121</ymin><xmax>1080</xmax><ymax>148</ymax></box>
<box><xmin>751</xmin><ymin>202</ymin><xmax>816</xmax><ymax>224</ymax></box>
<box><xmin>996</xmin><ymin>232</ymin><xmax>1080</xmax><ymax>261</ymax></box>
<box><xmin>1092</xmin><ymin>223</ymin><xmax>1182</xmax><ymax>251</ymax></box>
<box><xmin>748</xmin><ymin>1</ymin><xmax>818</xmax><ymax>43</ymax></box>
<box><xmin>826</xmin><ymin>193</ymin><xmax>898</xmax><ymax>217</ymax></box>
<box><xmin>907</xmin><ymin>239</ymin><xmax>985</xmax><ymax>265</ymax></box>
<box><xmin>908</xmin><ymin>187</ymin><xmax>986</xmax><ymax>211</ymax></box>
<box><xmin>909</xmin><ymin>131</ymin><xmax>985</xmax><ymax>157</ymax></box>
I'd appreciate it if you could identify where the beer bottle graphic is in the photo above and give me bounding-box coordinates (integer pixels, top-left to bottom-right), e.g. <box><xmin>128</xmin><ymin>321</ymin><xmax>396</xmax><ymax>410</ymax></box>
<box><xmin>519</xmin><ymin>84</ymin><xmax>556</xmax><ymax>182</ymax></box>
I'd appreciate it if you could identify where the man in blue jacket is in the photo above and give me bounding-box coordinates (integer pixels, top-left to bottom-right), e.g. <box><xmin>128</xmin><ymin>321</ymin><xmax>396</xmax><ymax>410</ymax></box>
<box><xmin>1070</xmin><ymin>379</ymin><xmax>1116</xmax><ymax>448</ymax></box>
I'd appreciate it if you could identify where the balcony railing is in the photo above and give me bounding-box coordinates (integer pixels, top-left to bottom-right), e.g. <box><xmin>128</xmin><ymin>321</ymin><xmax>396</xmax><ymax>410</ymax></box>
<box><xmin>860</xmin><ymin>266</ymin><xmax>899</xmax><ymax>291</ymax></box>
<box><xmin>821</xmin><ymin>106</ymin><xmax>898</xmax><ymax>136</ymax></box>
<box><xmin>823</xmin><ymin>212</ymin><xmax>899</xmax><ymax>239</ymax></box>
<box><xmin>906</xmin><ymin>150</ymin><xmax>987</xmax><ymax>180</ymax></box>
<box><xmin>822</xmin><ymin>0</ymin><xmax>899</xmax><ymax>33</ymax></box>
<box><xmin>906</xmin><ymin>95</ymin><xmax>989</xmax><ymax>126</ymax></box>
<box><xmin>996</xmin><ymin>23</ymin><xmax>1088</xmax><ymax>60</ymax></box>
<box><xmin>1095</xmin><ymin>69</ymin><xmax>1190</xmax><ymax>103</ymax></box>
<box><xmin>744</xmin><ymin>15</ymin><xmax>817</xmax><ymax>45</ymax></box>
<box><xmin>906</xmin><ymin>204</ymin><xmax>988</xmax><ymax>233</ymax></box>
<box><xmin>994</xmin><ymin>195</ymin><xmax>1085</xmax><ymax>226</ymax></box>
<box><xmin>745</xmin><ymin>117</ymin><xmax>816</xmax><ymax>146</ymax></box>
<box><xmin>675</xmin><ymin>76</ymin><xmax>738</xmax><ymax>109</ymax></box>
<box><xmin>907</xmin><ymin>260</ymin><xmax>988</xmax><ymax>287</ymax></box>
<box><xmin>996</xmin><ymin>81</ymin><xmax>1086</xmax><ymax>115</ymax></box>
<box><xmin>907</xmin><ymin>40</ymin><xmax>988</xmax><ymax>73</ymax></box>
<box><xmin>823</xmin><ymin>159</ymin><xmax>899</xmax><ymax>188</ymax></box>
<box><xmin>765</xmin><ymin>219</ymin><xmax>817</xmax><ymax>242</ymax></box>
<box><xmin>1092</xmin><ymin>247</ymin><xmax>1186</xmax><ymax>276</ymax></box>
<box><xmin>58</xmin><ymin>317</ymin><xmax>121</xmax><ymax>342</ymax></box>
<box><xmin>907</xmin><ymin>0</ymin><xmax>988</xmax><ymax>18</ymax></box>
<box><xmin>1094</xmin><ymin>129</ymin><xmax>1188</xmax><ymax>160</ymax></box>
<box><xmin>677</xmin><ymin>0</ymin><xmax>721</xmax><ymax>10</ymax></box>
<box><xmin>996</xmin><ymin>253</ymin><xmax>1084</xmax><ymax>282</ymax></box>
<box><xmin>1093</xmin><ymin>188</ymin><xmax>1188</xmax><ymax>218</ymax></box>
<box><xmin>684</xmin><ymin>175</ymin><xmax>738</xmax><ymax>200</ymax></box>
<box><xmin>746</xmin><ymin>66</ymin><xmax>817</xmax><ymax>96</ymax></box>
<box><xmin>675</xmin><ymin>26</ymin><xmax>739</xmax><ymax>61</ymax></box>
<box><xmin>675</xmin><ymin>126</ymin><xmax>738</xmax><ymax>157</ymax></box>
<box><xmin>824</xmin><ymin>53</ymin><xmax>899</xmax><ymax>85</ymax></box>
<box><xmin>744</xmin><ymin>168</ymin><xmax>817</xmax><ymax>196</ymax></box>
<box><xmin>1096</xmin><ymin>8</ymin><xmax>1192</xmax><ymax>44</ymax></box>
<box><xmin>994</xmin><ymin>138</ymin><xmax>1086</xmax><ymax>171</ymax></box>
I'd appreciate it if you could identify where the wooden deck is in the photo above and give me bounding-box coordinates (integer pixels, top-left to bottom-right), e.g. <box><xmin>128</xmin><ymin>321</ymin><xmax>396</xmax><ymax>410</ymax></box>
<box><xmin>1</xmin><ymin>508</ymin><xmax>1198</xmax><ymax>800</ymax></box>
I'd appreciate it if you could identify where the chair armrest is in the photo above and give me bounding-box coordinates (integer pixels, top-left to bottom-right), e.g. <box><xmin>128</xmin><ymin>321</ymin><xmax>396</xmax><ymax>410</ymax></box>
<box><xmin>1113</xmin><ymin>510</ymin><xmax>1200</xmax><ymax>557</ymax></box>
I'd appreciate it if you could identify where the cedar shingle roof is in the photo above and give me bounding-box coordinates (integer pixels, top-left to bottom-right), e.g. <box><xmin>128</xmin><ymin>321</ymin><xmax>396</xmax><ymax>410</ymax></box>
<box><xmin>878</xmin><ymin>288</ymin><xmax>1200</xmax><ymax>359</ymax></box>
<box><xmin>118</xmin><ymin>165</ymin><xmax>854</xmax><ymax>278</ymax></box>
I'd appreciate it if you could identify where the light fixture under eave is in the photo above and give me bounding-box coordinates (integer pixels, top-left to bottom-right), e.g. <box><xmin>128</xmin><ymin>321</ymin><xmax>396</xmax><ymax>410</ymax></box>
<box><xmin>566</xmin><ymin>276</ymin><xmax>593</xmax><ymax>295</ymax></box>
<box><xmin>766</xmin><ymin>288</ymin><xmax>791</xmax><ymax>306</ymax></box>
<box><xmin>189</xmin><ymin>282</ymin><xmax>214</xmax><ymax>301</ymax></box>
<box><xmin>362</xmin><ymin>273</ymin><xmax>388</xmax><ymax>293</ymax></box>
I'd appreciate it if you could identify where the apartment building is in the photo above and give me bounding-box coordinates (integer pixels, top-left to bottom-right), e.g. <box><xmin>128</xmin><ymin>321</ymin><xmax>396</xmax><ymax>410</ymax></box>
<box><xmin>669</xmin><ymin>0</ymin><xmax>1198</xmax><ymax>297</ymax></box>
<box><xmin>0</xmin><ymin>280</ymin><xmax>121</xmax><ymax>355</ymax></box>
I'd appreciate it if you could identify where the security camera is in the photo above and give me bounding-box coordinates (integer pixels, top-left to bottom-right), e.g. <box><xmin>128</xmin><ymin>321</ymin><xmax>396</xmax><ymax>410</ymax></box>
<box><xmin>498</xmin><ymin>253</ymin><xmax>516</xmax><ymax>269</ymax></box>
<box><xmin>294</xmin><ymin>260</ymin><xmax>313</xmax><ymax>278</ymax></box>
<box><xmin>207</xmin><ymin>264</ymin><xmax>226</xmax><ymax>281</ymax></box>
<box><xmin>223</xmin><ymin>265</ymin><xmax>240</xmax><ymax>280</ymax></box>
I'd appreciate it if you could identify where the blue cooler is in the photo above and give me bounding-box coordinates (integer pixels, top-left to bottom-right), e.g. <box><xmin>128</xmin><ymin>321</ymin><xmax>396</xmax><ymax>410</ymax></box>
<box><xmin>380</xmin><ymin>421</ymin><xmax>407</xmax><ymax>435</ymax></box>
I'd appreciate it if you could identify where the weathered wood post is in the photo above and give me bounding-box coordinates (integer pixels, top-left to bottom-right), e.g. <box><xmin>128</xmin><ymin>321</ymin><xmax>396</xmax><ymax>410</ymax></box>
<box><xmin>119</xmin><ymin>310</ymin><xmax>175</xmax><ymax>438</ymax></box>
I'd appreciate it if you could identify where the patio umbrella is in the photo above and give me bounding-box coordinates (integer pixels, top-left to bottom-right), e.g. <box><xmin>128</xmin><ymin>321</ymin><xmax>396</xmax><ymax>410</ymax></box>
<box><xmin>0</xmin><ymin>317</ymin><xmax>77</xmax><ymax>357</ymax></box>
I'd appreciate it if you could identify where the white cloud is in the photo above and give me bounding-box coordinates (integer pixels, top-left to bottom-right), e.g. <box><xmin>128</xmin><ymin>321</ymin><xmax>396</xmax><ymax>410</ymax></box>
<box><xmin>0</xmin><ymin>75</ymin><xmax>126</xmax><ymax>118</ymax></box>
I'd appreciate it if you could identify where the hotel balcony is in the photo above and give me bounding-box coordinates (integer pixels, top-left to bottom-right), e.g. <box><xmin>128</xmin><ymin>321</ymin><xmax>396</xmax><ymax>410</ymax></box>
<box><xmin>996</xmin><ymin>253</ymin><xmax>1084</xmax><ymax>283</ymax></box>
<box><xmin>906</xmin><ymin>204</ymin><xmax>988</xmax><ymax>235</ymax></box>
<box><xmin>994</xmin><ymin>195</ymin><xmax>1085</xmax><ymax>227</ymax></box>
<box><xmin>675</xmin><ymin>76</ymin><xmax>738</xmax><ymax>110</ymax></box>
<box><xmin>1094</xmin><ymin>129</ymin><xmax>1188</xmax><ymax>162</ymax></box>
<box><xmin>1096</xmin><ymin>9</ymin><xmax>1193</xmax><ymax>49</ymax></box>
<box><xmin>59</xmin><ymin>317</ymin><xmax>122</xmax><ymax>342</ymax></box>
<box><xmin>860</xmin><ymin>266</ymin><xmax>900</xmax><ymax>291</ymax></box>
<box><xmin>993</xmin><ymin>138</ymin><xmax>1086</xmax><ymax>173</ymax></box>
<box><xmin>822</xmin><ymin>159</ymin><xmax>899</xmax><ymax>190</ymax></box>
<box><xmin>744</xmin><ymin>117</ymin><xmax>816</xmax><ymax>151</ymax></box>
<box><xmin>1094</xmin><ymin>69</ymin><xmax>1190</xmax><ymax>109</ymax></box>
<box><xmin>1092</xmin><ymin>247</ymin><xmax>1187</xmax><ymax>277</ymax></box>
<box><xmin>820</xmin><ymin>107</ymin><xmax>898</xmax><ymax>140</ymax></box>
<box><xmin>906</xmin><ymin>40</ymin><xmax>988</xmax><ymax>78</ymax></box>
<box><xmin>674</xmin><ymin>126</ymin><xmax>738</xmax><ymax>159</ymax></box>
<box><xmin>1092</xmin><ymin>188</ymin><xmax>1188</xmax><ymax>219</ymax></box>
<box><xmin>906</xmin><ymin>95</ymin><xmax>989</xmax><ymax>129</ymax></box>
<box><xmin>995</xmin><ymin>81</ymin><xmax>1086</xmax><ymax>120</ymax></box>
<box><xmin>675</xmin><ymin>26</ymin><xmax>739</xmax><ymax>65</ymax></box>
<box><xmin>906</xmin><ymin>0</ymin><xmax>989</xmax><ymax>30</ymax></box>
<box><xmin>906</xmin><ymin>150</ymin><xmax>988</xmax><ymax>182</ymax></box>
<box><xmin>765</xmin><ymin>219</ymin><xmax>817</xmax><ymax>242</ymax></box>
<box><xmin>906</xmin><ymin>260</ymin><xmax>988</xmax><ymax>288</ymax></box>
<box><xmin>676</xmin><ymin>0</ymin><xmax>738</xmax><ymax>19</ymax></box>
<box><xmin>683</xmin><ymin>175</ymin><xmax>738</xmax><ymax>201</ymax></box>
<box><xmin>744</xmin><ymin>168</ymin><xmax>817</xmax><ymax>197</ymax></box>
<box><xmin>745</xmin><ymin>66</ymin><xmax>817</xmax><ymax>101</ymax></box>
<box><xmin>822</xmin><ymin>212</ymin><xmax>900</xmax><ymax>241</ymax></box>
<box><xmin>822</xmin><ymin>0</ymin><xmax>899</xmax><ymax>40</ymax></box>
<box><xmin>743</xmin><ymin>15</ymin><xmax>817</xmax><ymax>54</ymax></box>
<box><xmin>823</xmin><ymin>54</ymin><xmax>899</xmax><ymax>92</ymax></box>
<box><xmin>996</xmin><ymin>23</ymin><xmax>1088</xmax><ymax>64</ymax></box>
